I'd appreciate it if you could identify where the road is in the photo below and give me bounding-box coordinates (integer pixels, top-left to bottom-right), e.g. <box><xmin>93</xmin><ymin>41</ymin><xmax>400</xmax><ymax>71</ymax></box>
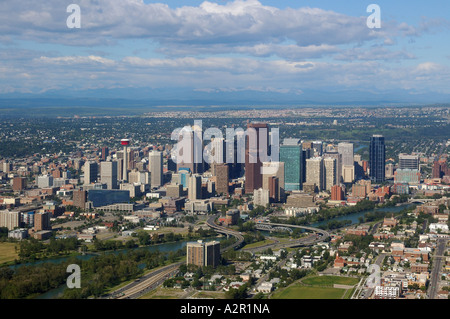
<box><xmin>206</xmin><ymin>214</ymin><xmax>245</xmax><ymax>251</ymax></box>
<box><xmin>427</xmin><ymin>238</ymin><xmax>447</xmax><ymax>299</ymax></box>
<box><xmin>104</xmin><ymin>262</ymin><xmax>182</xmax><ymax>299</ymax></box>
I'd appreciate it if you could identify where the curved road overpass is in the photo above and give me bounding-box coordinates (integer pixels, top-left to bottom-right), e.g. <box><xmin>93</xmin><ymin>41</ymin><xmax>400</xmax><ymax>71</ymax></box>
<box><xmin>206</xmin><ymin>215</ymin><xmax>330</xmax><ymax>251</ymax></box>
<box><xmin>206</xmin><ymin>214</ymin><xmax>245</xmax><ymax>251</ymax></box>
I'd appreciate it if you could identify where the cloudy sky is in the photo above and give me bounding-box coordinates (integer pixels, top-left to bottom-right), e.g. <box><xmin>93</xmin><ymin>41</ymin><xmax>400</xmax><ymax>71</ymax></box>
<box><xmin>1</xmin><ymin>0</ymin><xmax>450</xmax><ymax>104</ymax></box>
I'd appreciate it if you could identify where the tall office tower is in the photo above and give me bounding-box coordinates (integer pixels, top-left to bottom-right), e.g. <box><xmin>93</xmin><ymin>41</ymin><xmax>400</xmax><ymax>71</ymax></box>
<box><xmin>306</xmin><ymin>157</ymin><xmax>324</xmax><ymax>192</ymax></box>
<box><xmin>34</xmin><ymin>212</ymin><xmax>51</xmax><ymax>231</ymax></box>
<box><xmin>186</xmin><ymin>240</ymin><xmax>221</xmax><ymax>268</ymax></box>
<box><xmin>331</xmin><ymin>185</ymin><xmax>344</xmax><ymax>201</ymax></box>
<box><xmin>280</xmin><ymin>139</ymin><xmax>304</xmax><ymax>191</ymax></box>
<box><xmin>245</xmin><ymin>122</ymin><xmax>269</xmax><ymax>194</ymax></box>
<box><xmin>188</xmin><ymin>174</ymin><xmax>202</xmax><ymax>200</ymax></box>
<box><xmin>369</xmin><ymin>135</ymin><xmax>385</xmax><ymax>183</ymax></box>
<box><xmin>398</xmin><ymin>154</ymin><xmax>419</xmax><ymax>170</ymax></box>
<box><xmin>338</xmin><ymin>142</ymin><xmax>354</xmax><ymax>182</ymax></box>
<box><xmin>177</xmin><ymin>125</ymin><xmax>204</xmax><ymax>174</ymax></box>
<box><xmin>214</xmin><ymin>163</ymin><xmax>229</xmax><ymax>195</ymax></box>
<box><xmin>84</xmin><ymin>161</ymin><xmax>98</xmax><ymax>185</ymax></box>
<box><xmin>100</xmin><ymin>161</ymin><xmax>118</xmax><ymax>189</ymax></box>
<box><xmin>323</xmin><ymin>151</ymin><xmax>342</xmax><ymax>185</ymax></box>
<box><xmin>262</xmin><ymin>162</ymin><xmax>284</xmax><ymax>202</ymax></box>
<box><xmin>323</xmin><ymin>157</ymin><xmax>337</xmax><ymax>191</ymax></box>
<box><xmin>149</xmin><ymin>150</ymin><xmax>163</xmax><ymax>188</ymax></box>
<box><xmin>0</xmin><ymin>210</ymin><xmax>20</xmax><ymax>230</ymax></box>
<box><xmin>101</xmin><ymin>147</ymin><xmax>109</xmax><ymax>161</ymax></box>
<box><xmin>121</xmin><ymin>139</ymin><xmax>130</xmax><ymax>182</ymax></box>
<box><xmin>338</xmin><ymin>143</ymin><xmax>354</xmax><ymax>166</ymax></box>
<box><xmin>13</xmin><ymin>177</ymin><xmax>26</xmax><ymax>191</ymax></box>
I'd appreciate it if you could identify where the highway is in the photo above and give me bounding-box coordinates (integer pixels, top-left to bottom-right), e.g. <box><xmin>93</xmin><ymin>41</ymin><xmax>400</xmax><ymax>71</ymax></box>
<box><xmin>206</xmin><ymin>214</ymin><xmax>245</xmax><ymax>251</ymax></box>
<box><xmin>427</xmin><ymin>238</ymin><xmax>448</xmax><ymax>299</ymax></box>
<box><xmin>105</xmin><ymin>262</ymin><xmax>182</xmax><ymax>299</ymax></box>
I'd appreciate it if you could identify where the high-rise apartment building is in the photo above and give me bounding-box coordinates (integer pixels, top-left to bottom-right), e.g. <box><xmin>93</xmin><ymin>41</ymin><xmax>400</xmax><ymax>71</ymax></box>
<box><xmin>34</xmin><ymin>212</ymin><xmax>51</xmax><ymax>231</ymax></box>
<box><xmin>0</xmin><ymin>210</ymin><xmax>20</xmax><ymax>230</ymax></box>
<box><xmin>323</xmin><ymin>157</ymin><xmax>336</xmax><ymax>191</ymax></box>
<box><xmin>13</xmin><ymin>177</ymin><xmax>26</xmax><ymax>191</ymax></box>
<box><xmin>323</xmin><ymin>151</ymin><xmax>342</xmax><ymax>185</ymax></box>
<box><xmin>331</xmin><ymin>185</ymin><xmax>344</xmax><ymax>201</ymax></box>
<box><xmin>369</xmin><ymin>135</ymin><xmax>385</xmax><ymax>183</ymax></box>
<box><xmin>73</xmin><ymin>189</ymin><xmax>87</xmax><ymax>209</ymax></box>
<box><xmin>186</xmin><ymin>240</ymin><xmax>221</xmax><ymax>268</ymax></box>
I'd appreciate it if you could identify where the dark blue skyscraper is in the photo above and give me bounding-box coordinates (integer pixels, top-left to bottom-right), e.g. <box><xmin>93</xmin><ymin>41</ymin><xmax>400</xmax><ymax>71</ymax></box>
<box><xmin>369</xmin><ymin>135</ymin><xmax>385</xmax><ymax>183</ymax></box>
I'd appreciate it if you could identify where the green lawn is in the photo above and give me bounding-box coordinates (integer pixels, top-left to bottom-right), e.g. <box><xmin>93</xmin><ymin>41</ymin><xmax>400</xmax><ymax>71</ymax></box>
<box><xmin>0</xmin><ymin>242</ymin><xmax>19</xmax><ymax>265</ymax></box>
<box><xmin>272</xmin><ymin>285</ymin><xmax>346</xmax><ymax>299</ymax></box>
<box><xmin>271</xmin><ymin>276</ymin><xmax>359</xmax><ymax>299</ymax></box>
<box><xmin>302</xmin><ymin>276</ymin><xmax>359</xmax><ymax>287</ymax></box>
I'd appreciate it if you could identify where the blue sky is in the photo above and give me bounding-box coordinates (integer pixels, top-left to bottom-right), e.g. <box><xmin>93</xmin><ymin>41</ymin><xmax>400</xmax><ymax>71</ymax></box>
<box><xmin>1</xmin><ymin>0</ymin><xmax>450</xmax><ymax>104</ymax></box>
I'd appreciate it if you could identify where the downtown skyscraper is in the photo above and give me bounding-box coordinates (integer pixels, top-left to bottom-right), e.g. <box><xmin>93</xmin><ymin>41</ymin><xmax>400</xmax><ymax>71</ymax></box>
<box><xmin>280</xmin><ymin>139</ymin><xmax>304</xmax><ymax>191</ymax></box>
<box><xmin>245</xmin><ymin>122</ymin><xmax>269</xmax><ymax>194</ymax></box>
<box><xmin>369</xmin><ymin>135</ymin><xmax>385</xmax><ymax>183</ymax></box>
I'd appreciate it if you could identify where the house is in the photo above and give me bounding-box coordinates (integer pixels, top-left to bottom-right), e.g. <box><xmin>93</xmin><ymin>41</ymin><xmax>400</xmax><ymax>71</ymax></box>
<box><xmin>257</xmin><ymin>282</ymin><xmax>273</xmax><ymax>293</ymax></box>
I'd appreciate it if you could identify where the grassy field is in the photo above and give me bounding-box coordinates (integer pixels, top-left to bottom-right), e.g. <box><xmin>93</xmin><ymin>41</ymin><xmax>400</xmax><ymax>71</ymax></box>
<box><xmin>139</xmin><ymin>287</ymin><xmax>186</xmax><ymax>299</ymax></box>
<box><xmin>0</xmin><ymin>242</ymin><xmax>19</xmax><ymax>265</ymax></box>
<box><xmin>272</xmin><ymin>285</ymin><xmax>346</xmax><ymax>299</ymax></box>
<box><xmin>302</xmin><ymin>276</ymin><xmax>359</xmax><ymax>287</ymax></box>
<box><xmin>271</xmin><ymin>276</ymin><xmax>359</xmax><ymax>299</ymax></box>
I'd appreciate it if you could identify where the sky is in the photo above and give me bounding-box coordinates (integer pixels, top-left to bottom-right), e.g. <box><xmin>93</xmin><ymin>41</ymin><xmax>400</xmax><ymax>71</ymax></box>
<box><xmin>1</xmin><ymin>0</ymin><xmax>450</xmax><ymax>105</ymax></box>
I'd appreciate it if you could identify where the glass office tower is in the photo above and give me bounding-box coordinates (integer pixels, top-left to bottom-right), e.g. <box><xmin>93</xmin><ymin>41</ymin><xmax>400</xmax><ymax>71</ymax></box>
<box><xmin>369</xmin><ymin>135</ymin><xmax>385</xmax><ymax>183</ymax></box>
<box><xmin>280</xmin><ymin>139</ymin><xmax>303</xmax><ymax>191</ymax></box>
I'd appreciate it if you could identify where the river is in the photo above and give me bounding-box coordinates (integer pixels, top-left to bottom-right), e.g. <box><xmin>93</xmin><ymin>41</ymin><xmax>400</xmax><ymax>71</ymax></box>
<box><xmin>11</xmin><ymin>236</ymin><xmax>223</xmax><ymax>299</ymax></box>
